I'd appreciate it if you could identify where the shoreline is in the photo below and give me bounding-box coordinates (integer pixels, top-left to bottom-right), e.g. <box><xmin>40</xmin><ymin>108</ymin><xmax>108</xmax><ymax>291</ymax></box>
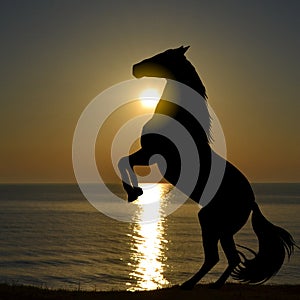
<box><xmin>1</xmin><ymin>283</ymin><xmax>300</xmax><ymax>300</ymax></box>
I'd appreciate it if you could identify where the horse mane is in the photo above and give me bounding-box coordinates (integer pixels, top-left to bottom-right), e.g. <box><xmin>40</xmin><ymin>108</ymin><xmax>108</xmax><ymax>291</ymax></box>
<box><xmin>172</xmin><ymin>56</ymin><xmax>212</xmax><ymax>143</ymax></box>
<box><xmin>179</xmin><ymin>58</ymin><xmax>208</xmax><ymax>100</ymax></box>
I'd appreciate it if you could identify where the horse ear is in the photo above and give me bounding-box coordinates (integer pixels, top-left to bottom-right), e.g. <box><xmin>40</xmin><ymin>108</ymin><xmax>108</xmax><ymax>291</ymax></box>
<box><xmin>178</xmin><ymin>45</ymin><xmax>190</xmax><ymax>54</ymax></box>
<box><xmin>182</xmin><ymin>45</ymin><xmax>190</xmax><ymax>53</ymax></box>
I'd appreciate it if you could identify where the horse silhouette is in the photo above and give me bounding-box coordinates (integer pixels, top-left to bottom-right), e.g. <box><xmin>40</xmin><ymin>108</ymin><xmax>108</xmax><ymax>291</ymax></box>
<box><xmin>118</xmin><ymin>46</ymin><xmax>297</xmax><ymax>288</ymax></box>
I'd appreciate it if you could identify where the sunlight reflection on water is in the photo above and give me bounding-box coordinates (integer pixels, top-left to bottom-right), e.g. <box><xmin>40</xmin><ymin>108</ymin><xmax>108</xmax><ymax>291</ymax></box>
<box><xmin>126</xmin><ymin>184</ymin><xmax>170</xmax><ymax>291</ymax></box>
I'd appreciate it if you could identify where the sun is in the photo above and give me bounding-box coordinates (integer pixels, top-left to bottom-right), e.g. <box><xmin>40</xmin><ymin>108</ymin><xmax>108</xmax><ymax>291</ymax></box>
<box><xmin>139</xmin><ymin>88</ymin><xmax>160</xmax><ymax>108</ymax></box>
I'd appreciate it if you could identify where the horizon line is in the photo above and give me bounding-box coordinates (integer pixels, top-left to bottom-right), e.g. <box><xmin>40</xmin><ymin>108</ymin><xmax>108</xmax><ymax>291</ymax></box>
<box><xmin>0</xmin><ymin>181</ymin><xmax>300</xmax><ymax>185</ymax></box>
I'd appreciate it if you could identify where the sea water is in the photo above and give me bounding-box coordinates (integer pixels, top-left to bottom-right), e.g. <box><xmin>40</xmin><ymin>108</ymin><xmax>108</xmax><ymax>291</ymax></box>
<box><xmin>0</xmin><ymin>183</ymin><xmax>299</xmax><ymax>291</ymax></box>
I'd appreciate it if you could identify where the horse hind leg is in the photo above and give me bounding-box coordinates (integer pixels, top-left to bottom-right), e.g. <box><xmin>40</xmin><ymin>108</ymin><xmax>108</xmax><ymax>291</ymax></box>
<box><xmin>181</xmin><ymin>210</ymin><xmax>220</xmax><ymax>290</ymax></box>
<box><xmin>180</xmin><ymin>232</ymin><xmax>220</xmax><ymax>290</ymax></box>
<box><xmin>211</xmin><ymin>234</ymin><xmax>241</xmax><ymax>289</ymax></box>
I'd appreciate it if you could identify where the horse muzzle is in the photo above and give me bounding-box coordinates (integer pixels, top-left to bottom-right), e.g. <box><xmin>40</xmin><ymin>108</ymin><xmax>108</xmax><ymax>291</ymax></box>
<box><xmin>132</xmin><ymin>64</ymin><xmax>144</xmax><ymax>78</ymax></box>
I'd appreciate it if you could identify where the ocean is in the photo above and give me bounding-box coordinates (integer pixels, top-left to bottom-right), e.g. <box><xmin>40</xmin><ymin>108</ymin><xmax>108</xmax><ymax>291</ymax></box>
<box><xmin>0</xmin><ymin>183</ymin><xmax>299</xmax><ymax>291</ymax></box>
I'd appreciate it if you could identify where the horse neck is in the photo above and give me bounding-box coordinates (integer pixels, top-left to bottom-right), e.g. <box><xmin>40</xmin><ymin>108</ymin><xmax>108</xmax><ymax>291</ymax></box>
<box><xmin>173</xmin><ymin>61</ymin><xmax>207</xmax><ymax>100</ymax></box>
<box><xmin>157</xmin><ymin>80</ymin><xmax>211</xmax><ymax>145</ymax></box>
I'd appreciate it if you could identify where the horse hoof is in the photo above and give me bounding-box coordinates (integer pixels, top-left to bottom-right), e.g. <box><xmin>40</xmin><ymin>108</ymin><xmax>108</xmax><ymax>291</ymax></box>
<box><xmin>134</xmin><ymin>187</ymin><xmax>143</xmax><ymax>196</ymax></box>
<box><xmin>128</xmin><ymin>194</ymin><xmax>138</xmax><ymax>202</ymax></box>
<box><xmin>127</xmin><ymin>187</ymin><xmax>143</xmax><ymax>202</ymax></box>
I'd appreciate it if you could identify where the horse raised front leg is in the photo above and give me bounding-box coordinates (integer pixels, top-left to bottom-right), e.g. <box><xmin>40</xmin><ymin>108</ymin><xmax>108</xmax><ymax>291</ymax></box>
<box><xmin>118</xmin><ymin>156</ymin><xmax>143</xmax><ymax>202</ymax></box>
<box><xmin>118</xmin><ymin>148</ymin><xmax>151</xmax><ymax>202</ymax></box>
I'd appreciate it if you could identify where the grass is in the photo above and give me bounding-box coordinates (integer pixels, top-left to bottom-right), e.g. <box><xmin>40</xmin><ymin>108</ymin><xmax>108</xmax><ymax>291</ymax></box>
<box><xmin>1</xmin><ymin>283</ymin><xmax>300</xmax><ymax>300</ymax></box>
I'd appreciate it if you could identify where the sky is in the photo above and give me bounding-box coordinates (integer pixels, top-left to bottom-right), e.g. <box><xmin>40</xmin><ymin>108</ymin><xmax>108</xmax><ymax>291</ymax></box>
<box><xmin>0</xmin><ymin>0</ymin><xmax>299</xmax><ymax>183</ymax></box>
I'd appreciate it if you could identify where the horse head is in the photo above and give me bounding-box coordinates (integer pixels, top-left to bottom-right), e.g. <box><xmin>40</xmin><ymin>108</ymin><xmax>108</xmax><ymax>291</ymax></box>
<box><xmin>133</xmin><ymin>46</ymin><xmax>190</xmax><ymax>80</ymax></box>
<box><xmin>133</xmin><ymin>46</ymin><xmax>207</xmax><ymax>99</ymax></box>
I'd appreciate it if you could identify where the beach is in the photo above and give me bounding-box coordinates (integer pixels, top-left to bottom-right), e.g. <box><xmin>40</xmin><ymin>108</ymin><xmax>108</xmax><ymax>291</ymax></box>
<box><xmin>1</xmin><ymin>283</ymin><xmax>300</xmax><ymax>300</ymax></box>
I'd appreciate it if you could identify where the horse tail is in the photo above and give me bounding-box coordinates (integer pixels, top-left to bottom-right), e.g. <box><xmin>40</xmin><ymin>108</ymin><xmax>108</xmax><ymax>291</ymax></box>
<box><xmin>232</xmin><ymin>202</ymin><xmax>297</xmax><ymax>284</ymax></box>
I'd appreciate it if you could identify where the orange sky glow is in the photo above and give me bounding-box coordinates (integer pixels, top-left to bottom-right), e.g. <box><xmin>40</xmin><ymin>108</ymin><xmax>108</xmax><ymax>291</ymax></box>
<box><xmin>0</xmin><ymin>1</ymin><xmax>299</xmax><ymax>183</ymax></box>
